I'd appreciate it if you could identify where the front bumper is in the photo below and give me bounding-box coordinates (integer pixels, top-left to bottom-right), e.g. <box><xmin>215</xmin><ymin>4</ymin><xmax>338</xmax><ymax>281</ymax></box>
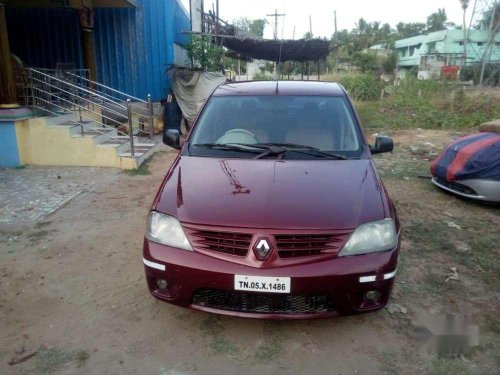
<box><xmin>143</xmin><ymin>239</ymin><xmax>399</xmax><ymax>319</ymax></box>
<box><xmin>432</xmin><ymin>177</ymin><xmax>500</xmax><ymax>203</ymax></box>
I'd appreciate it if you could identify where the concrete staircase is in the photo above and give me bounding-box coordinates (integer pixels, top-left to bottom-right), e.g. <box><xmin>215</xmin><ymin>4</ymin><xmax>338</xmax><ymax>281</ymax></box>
<box><xmin>17</xmin><ymin>113</ymin><xmax>161</xmax><ymax>169</ymax></box>
<box><xmin>18</xmin><ymin>68</ymin><xmax>163</xmax><ymax>169</ymax></box>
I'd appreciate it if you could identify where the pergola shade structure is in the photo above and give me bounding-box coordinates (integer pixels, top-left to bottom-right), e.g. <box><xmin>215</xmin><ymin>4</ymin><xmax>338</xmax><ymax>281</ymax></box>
<box><xmin>221</xmin><ymin>37</ymin><xmax>333</xmax><ymax>62</ymax></box>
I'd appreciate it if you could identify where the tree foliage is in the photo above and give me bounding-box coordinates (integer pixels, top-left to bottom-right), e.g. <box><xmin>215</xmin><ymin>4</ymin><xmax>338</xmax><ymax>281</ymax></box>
<box><xmin>186</xmin><ymin>35</ymin><xmax>223</xmax><ymax>71</ymax></box>
<box><xmin>426</xmin><ymin>8</ymin><xmax>447</xmax><ymax>32</ymax></box>
<box><xmin>395</xmin><ymin>22</ymin><xmax>426</xmax><ymax>38</ymax></box>
<box><xmin>351</xmin><ymin>51</ymin><xmax>379</xmax><ymax>72</ymax></box>
<box><xmin>329</xmin><ymin>8</ymin><xmax>456</xmax><ymax>73</ymax></box>
<box><xmin>382</xmin><ymin>52</ymin><xmax>398</xmax><ymax>74</ymax></box>
<box><xmin>332</xmin><ymin>7</ymin><xmax>453</xmax><ymax>58</ymax></box>
<box><xmin>233</xmin><ymin>17</ymin><xmax>267</xmax><ymax>38</ymax></box>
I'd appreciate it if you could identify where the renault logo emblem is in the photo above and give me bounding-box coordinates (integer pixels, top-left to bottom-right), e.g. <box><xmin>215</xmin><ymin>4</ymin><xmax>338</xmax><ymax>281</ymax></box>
<box><xmin>253</xmin><ymin>237</ymin><xmax>272</xmax><ymax>260</ymax></box>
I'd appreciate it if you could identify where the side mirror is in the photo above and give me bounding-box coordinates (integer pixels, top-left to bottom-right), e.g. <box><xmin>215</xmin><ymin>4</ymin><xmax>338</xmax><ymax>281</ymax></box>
<box><xmin>163</xmin><ymin>129</ymin><xmax>181</xmax><ymax>149</ymax></box>
<box><xmin>370</xmin><ymin>135</ymin><xmax>394</xmax><ymax>155</ymax></box>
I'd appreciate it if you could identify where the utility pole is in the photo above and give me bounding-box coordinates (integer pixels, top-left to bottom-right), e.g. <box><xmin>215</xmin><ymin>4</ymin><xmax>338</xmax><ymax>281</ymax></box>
<box><xmin>267</xmin><ymin>9</ymin><xmax>286</xmax><ymax>40</ymax></box>
<box><xmin>460</xmin><ymin>1</ymin><xmax>469</xmax><ymax>68</ymax></box>
<box><xmin>334</xmin><ymin>10</ymin><xmax>338</xmax><ymax>68</ymax></box>
<box><xmin>334</xmin><ymin>11</ymin><xmax>338</xmax><ymax>41</ymax></box>
<box><xmin>293</xmin><ymin>25</ymin><xmax>296</xmax><ymax>40</ymax></box>
<box><xmin>479</xmin><ymin>0</ymin><xmax>498</xmax><ymax>85</ymax></box>
<box><xmin>308</xmin><ymin>15</ymin><xmax>313</xmax><ymax>79</ymax></box>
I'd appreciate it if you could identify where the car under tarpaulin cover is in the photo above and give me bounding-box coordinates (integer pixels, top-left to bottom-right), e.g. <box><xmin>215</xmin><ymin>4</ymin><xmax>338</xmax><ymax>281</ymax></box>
<box><xmin>171</xmin><ymin>69</ymin><xmax>226</xmax><ymax>124</ymax></box>
<box><xmin>431</xmin><ymin>133</ymin><xmax>500</xmax><ymax>182</ymax></box>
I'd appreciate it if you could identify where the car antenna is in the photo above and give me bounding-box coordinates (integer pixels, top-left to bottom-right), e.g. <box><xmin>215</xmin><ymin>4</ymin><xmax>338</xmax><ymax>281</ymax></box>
<box><xmin>275</xmin><ymin>8</ymin><xmax>286</xmax><ymax>95</ymax></box>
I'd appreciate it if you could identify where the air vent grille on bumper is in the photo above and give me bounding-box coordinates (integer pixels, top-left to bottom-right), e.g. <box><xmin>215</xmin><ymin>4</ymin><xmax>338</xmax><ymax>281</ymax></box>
<box><xmin>275</xmin><ymin>233</ymin><xmax>349</xmax><ymax>258</ymax></box>
<box><xmin>192</xmin><ymin>289</ymin><xmax>335</xmax><ymax>314</ymax></box>
<box><xmin>435</xmin><ymin>177</ymin><xmax>478</xmax><ymax>195</ymax></box>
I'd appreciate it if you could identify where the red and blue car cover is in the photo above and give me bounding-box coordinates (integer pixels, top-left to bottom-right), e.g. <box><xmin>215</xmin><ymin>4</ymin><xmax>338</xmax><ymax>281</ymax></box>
<box><xmin>431</xmin><ymin>132</ymin><xmax>500</xmax><ymax>182</ymax></box>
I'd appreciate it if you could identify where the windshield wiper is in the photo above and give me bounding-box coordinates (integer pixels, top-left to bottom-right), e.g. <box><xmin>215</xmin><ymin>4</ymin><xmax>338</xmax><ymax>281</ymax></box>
<box><xmin>256</xmin><ymin>143</ymin><xmax>347</xmax><ymax>160</ymax></box>
<box><xmin>192</xmin><ymin>142</ymin><xmax>347</xmax><ymax>160</ymax></box>
<box><xmin>192</xmin><ymin>143</ymin><xmax>262</xmax><ymax>152</ymax></box>
<box><xmin>191</xmin><ymin>143</ymin><xmax>287</xmax><ymax>159</ymax></box>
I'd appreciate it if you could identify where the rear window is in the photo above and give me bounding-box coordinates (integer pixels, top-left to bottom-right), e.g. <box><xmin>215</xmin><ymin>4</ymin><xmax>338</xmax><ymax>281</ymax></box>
<box><xmin>189</xmin><ymin>95</ymin><xmax>363</xmax><ymax>157</ymax></box>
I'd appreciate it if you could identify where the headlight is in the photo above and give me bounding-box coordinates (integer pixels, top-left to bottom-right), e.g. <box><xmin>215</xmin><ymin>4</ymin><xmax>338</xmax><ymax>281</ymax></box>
<box><xmin>146</xmin><ymin>211</ymin><xmax>193</xmax><ymax>251</ymax></box>
<box><xmin>339</xmin><ymin>218</ymin><xmax>397</xmax><ymax>256</ymax></box>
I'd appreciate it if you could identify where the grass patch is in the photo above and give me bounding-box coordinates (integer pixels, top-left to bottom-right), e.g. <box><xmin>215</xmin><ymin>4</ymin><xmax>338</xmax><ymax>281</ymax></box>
<box><xmin>125</xmin><ymin>151</ymin><xmax>166</xmax><ymax>176</ymax></box>
<box><xmin>354</xmin><ymin>79</ymin><xmax>500</xmax><ymax>132</ymax></box>
<box><xmin>377</xmin><ymin>349</ymin><xmax>402</xmax><ymax>375</ymax></box>
<box><xmin>373</xmin><ymin>154</ymin><xmax>430</xmax><ymax>179</ymax></box>
<box><xmin>34</xmin><ymin>348</ymin><xmax>89</xmax><ymax>374</ymax></box>
<box><xmin>27</xmin><ymin>229</ymin><xmax>56</xmax><ymax>244</ymax></box>
<box><xmin>405</xmin><ymin>218</ymin><xmax>500</xmax><ymax>286</ymax></box>
<box><xmin>254</xmin><ymin>321</ymin><xmax>286</xmax><ymax>362</ymax></box>
<box><xmin>428</xmin><ymin>357</ymin><xmax>471</xmax><ymax>375</ymax></box>
<box><xmin>34</xmin><ymin>221</ymin><xmax>52</xmax><ymax>229</ymax></box>
<box><xmin>211</xmin><ymin>336</ymin><xmax>240</xmax><ymax>356</ymax></box>
<box><xmin>199</xmin><ymin>316</ymin><xmax>240</xmax><ymax>357</ymax></box>
<box><xmin>75</xmin><ymin>351</ymin><xmax>90</xmax><ymax>368</ymax></box>
<box><xmin>200</xmin><ymin>316</ymin><xmax>225</xmax><ymax>336</ymax></box>
<box><xmin>125</xmin><ymin>159</ymin><xmax>152</xmax><ymax>175</ymax></box>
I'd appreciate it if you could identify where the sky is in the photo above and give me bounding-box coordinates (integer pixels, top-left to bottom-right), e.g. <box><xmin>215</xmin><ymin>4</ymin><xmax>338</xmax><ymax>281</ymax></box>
<box><xmin>180</xmin><ymin>0</ymin><xmax>470</xmax><ymax>40</ymax></box>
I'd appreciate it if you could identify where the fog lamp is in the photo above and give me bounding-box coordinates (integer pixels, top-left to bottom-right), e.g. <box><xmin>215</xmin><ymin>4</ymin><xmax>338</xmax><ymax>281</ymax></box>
<box><xmin>156</xmin><ymin>279</ymin><xmax>168</xmax><ymax>290</ymax></box>
<box><xmin>364</xmin><ymin>290</ymin><xmax>381</xmax><ymax>302</ymax></box>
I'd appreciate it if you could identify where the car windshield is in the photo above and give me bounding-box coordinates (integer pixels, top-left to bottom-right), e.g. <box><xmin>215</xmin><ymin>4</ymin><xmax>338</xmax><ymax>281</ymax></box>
<box><xmin>189</xmin><ymin>95</ymin><xmax>363</xmax><ymax>159</ymax></box>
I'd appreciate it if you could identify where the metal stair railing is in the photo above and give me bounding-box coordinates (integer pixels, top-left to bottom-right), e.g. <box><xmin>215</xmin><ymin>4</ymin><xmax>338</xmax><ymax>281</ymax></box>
<box><xmin>60</xmin><ymin>71</ymin><xmax>154</xmax><ymax>141</ymax></box>
<box><xmin>19</xmin><ymin>68</ymin><xmax>156</xmax><ymax>156</ymax></box>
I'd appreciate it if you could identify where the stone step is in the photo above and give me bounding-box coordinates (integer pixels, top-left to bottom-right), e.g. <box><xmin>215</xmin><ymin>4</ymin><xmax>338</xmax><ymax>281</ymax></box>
<box><xmin>118</xmin><ymin>152</ymin><xmax>145</xmax><ymax>157</ymax></box>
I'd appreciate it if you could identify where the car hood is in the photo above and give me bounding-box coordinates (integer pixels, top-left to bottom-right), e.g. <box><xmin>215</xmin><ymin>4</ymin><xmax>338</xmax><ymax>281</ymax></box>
<box><xmin>154</xmin><ymin>156</ymin><xmax>387</xmax><ymax>230</ymax></box>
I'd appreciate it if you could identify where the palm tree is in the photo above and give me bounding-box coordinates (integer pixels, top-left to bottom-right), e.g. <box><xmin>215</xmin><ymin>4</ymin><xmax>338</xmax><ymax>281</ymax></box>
<box><xmin>426</xmin><ymin>8</ymin><xmax>448</xmax><ymax>32</ymax></box>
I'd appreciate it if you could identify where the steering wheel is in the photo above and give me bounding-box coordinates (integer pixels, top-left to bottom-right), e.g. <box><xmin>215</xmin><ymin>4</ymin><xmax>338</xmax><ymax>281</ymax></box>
<box><xmin>216</xmin><ymin>129</ymin><xmax>259</xmax><ymax>144</ymax></box>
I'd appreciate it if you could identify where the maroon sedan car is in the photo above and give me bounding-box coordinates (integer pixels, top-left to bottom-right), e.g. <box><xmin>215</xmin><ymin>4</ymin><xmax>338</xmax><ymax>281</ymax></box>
<box><xmin>143</xmin><ymin>81</ymin><xmax>400</xmax><ymax>319</ymax></box>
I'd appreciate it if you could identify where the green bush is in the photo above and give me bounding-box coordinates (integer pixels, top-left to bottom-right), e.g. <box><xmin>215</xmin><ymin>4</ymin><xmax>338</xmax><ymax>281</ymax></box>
<box><xmin>339</xmin><ymin>74</ymin><xmax>380</xmax><ymax>101</ymax></box>
<box><xmin>252</xmin><ymin>73</ymin><xmax>274</xmax><ymax>80</ymax></box>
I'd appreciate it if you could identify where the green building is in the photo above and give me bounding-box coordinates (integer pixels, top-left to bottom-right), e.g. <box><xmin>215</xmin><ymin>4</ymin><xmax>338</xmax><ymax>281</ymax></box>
<box><xmin>394</xmin><ymin>29</ymin><xmax>500</xmax><ymax>79</ymax></box>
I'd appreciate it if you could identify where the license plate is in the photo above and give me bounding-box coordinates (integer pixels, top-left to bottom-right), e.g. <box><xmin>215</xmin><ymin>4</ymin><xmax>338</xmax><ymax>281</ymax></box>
<box><xmin>234</xmin><ymin>275</ymin><xmax>291</xmax><ymax>294</ymax></box>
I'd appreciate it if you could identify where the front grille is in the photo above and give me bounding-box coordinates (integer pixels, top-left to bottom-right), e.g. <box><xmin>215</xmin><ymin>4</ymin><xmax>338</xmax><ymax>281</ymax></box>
<box><xmin>275</xmin><ymin>233</ymin><xmax>349</xmax><ymax>258</ymax></box>
<box><xmin>435</xmin><ymin>177</ymin><xmax>477</xmax><ymax>195</ymax></box>
<box><xmin>192</xmin><ymin>289</ymin><xmax>335</xmax><ymax>314</ymax></box>
<box><xmin>186</xmin><ymin>228</ymin><xmax>252</xmax><ymax>256</ymax></box>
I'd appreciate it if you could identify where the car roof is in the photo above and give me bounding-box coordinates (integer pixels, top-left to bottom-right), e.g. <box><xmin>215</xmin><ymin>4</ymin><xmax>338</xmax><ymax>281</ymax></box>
<box><xmin>212</xmin><ymin>80</ymin><xmax>346</xmax><ymax>97</ymax></box>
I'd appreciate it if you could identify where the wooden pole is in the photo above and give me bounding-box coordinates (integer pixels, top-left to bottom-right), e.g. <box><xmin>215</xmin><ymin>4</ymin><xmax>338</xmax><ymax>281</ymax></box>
<box><xmin>81</xmin><ymin>29</ymin><xmax>97</xmax><ymax>82</ymax></box>
<box><xmin>267</xmin><ymin>9</ymin><xmax>286</xmax><ymax>40</ymax></box>
<box><xmin>0</xmin><ymin>4</ymin><xmax>16</xmax><ymax>104</ymax></box>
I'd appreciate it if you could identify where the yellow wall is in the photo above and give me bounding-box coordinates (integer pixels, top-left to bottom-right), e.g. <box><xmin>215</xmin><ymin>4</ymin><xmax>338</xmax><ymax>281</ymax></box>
<box><xmin>15</xmin><ymin>117</ymin><xmax>137</xmax><ymax>169</ymax></box>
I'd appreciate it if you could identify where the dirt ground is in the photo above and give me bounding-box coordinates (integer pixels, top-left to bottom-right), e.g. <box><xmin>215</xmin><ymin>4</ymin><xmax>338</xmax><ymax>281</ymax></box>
<box><xmin>1</xmin><ymin>129</ymin><xmax>499</xmax><ymax>375</ymax></box>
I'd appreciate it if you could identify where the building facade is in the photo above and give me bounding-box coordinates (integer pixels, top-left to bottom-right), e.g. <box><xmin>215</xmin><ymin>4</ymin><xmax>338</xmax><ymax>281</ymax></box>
<box><xmin>4</xmin><ymin>0</ymin><xmax>190</xmax><ymax>101</ymax></box>
<box><xmin>394</xmin><ymin>29</ymin><xmax>500</xmax><ymax>79</ymax></box>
